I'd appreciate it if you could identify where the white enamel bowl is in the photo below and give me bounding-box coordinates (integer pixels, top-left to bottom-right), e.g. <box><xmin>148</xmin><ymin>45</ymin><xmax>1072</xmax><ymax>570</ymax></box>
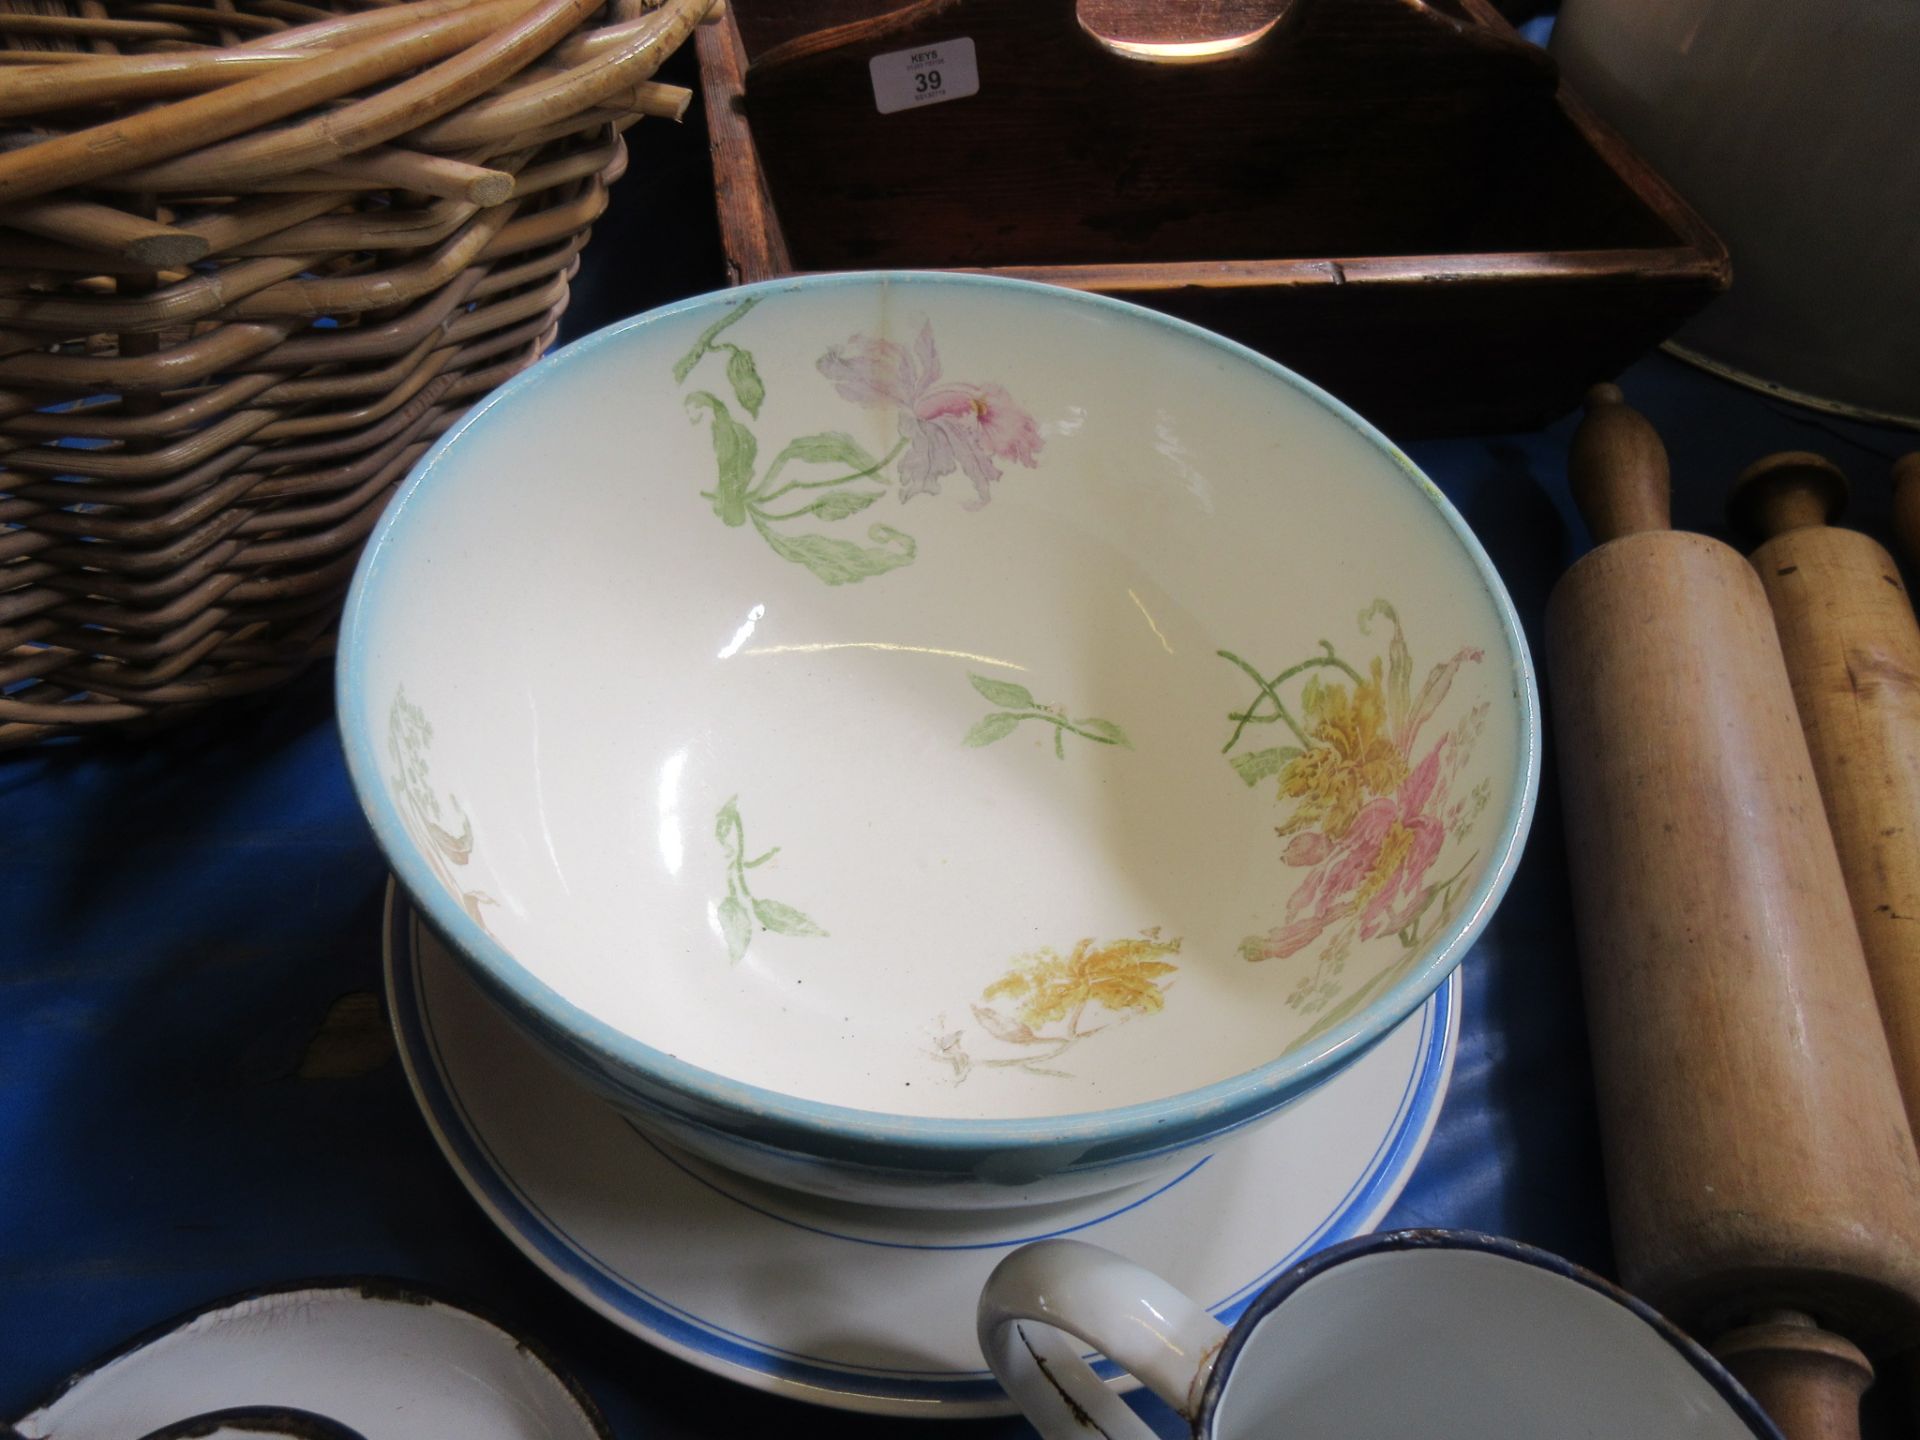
<box><xmin>339</xmin><ymin>273</ymin><xmax>1538</xmax><ymax>1208</ymax></box>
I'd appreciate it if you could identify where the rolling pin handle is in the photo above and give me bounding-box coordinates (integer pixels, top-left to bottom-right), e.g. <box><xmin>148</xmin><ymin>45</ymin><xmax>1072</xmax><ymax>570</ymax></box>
<box><xmin>1570</xmin><ymin>384</ymin><xmax>1672</xmax><ymax>544</ymax></box>
<box><xmin>1713</xmin><ymin>1311</ymin><xmax>1873</xmax><ymax>1440</ymax></box>
<box><xmin>1892</xmin><ymin>454</ymin><xmax>1920</xmax><ymax>570</ymax></box>
<box><xmin>1730</xmin><ymin>452</ymin><xmax>1850</xmax><ymax>542</ymax></box>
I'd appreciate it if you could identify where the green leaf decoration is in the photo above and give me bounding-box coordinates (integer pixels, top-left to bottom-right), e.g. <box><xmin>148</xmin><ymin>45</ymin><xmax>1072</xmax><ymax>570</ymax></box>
<box><xmin>753</xmin><ymin>898</ymin><xmax>826</xmax><ymax>937</ymax></box>
<box><xmin>1230</xmin><ymin>746</ymin><xmax>1299</xmax><ymax>786</ymax></box>
<box><xmin>1361</xmin><ymin>598</ymin><xmax>1411</xmax><ymax>732</ymax></box>
<box><xmin>686</xmin><ymin>391</ymin><xmax>757</xmax><ymax>527</ymax></box>
<box><xmin>714</xmin><ymin>797</ymin><xmax>742</xmax><ymax>848</ymax></box>
<box><xmin>1386</xmin><ymin>622</ymin><xmax>1412</xmax><ymax>727</ymax></box>
<box><xmin>964</xmin><ymin>712</ymin><xmax>1023</xmax><ymax>748</ymax></box>
<box><xmin>1296</xmin><ymin>950</ymin><xmax>1421</xmax><ymax>1048</ymax></box>
<box><xmin>725</xmin><ymin>345</ymin><xmax>765</xmax><ymax>418</ymax></box>
<box><xmin>755</xmin><ymin>520</ymin><xmax>917</xmax><ymax>586</ymax></box>
<box><xmin>963</xmin><ymin>675</ymin><xmax>1133</xmax><ymax>757</ymax></box>
<box><xmin>672</xmin><ymin>297</ymin><xmax>759</xmax><ymax>383</ymax></box>
<box><xmin>968</xmin><ymin>673</ymin><xmax>1037</xmax><ymax>710</ymax></box>
<box><xmin>767</xmin><ymin>430</ymin><xmax>882</xmax><ymax>474</ymax></box>
<box><xmin>713</xmin><ymin>796</ymin><xmax>825</xmax><ymax>963</ymax></box>
<box><xmin>718</xmin><ymin>894</ymin><xmax>752</xmax><ymax>964</ymax></box>
<box><xmin>1075</xmin><ymin>717</ymin><xmax>1132</xmax><ymax>748</ymax></box>
<box><xmin>805</xmin><ymin>489</ymin><xmax>883</xmax><ymax>522</ymax></box>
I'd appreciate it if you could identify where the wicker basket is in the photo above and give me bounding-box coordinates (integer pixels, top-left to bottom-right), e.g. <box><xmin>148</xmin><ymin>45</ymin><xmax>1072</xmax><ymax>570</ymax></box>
<box><xmin>0</xmin><ymin>0</ymin><xmax>711</xmax><ymax>747</ymax></box>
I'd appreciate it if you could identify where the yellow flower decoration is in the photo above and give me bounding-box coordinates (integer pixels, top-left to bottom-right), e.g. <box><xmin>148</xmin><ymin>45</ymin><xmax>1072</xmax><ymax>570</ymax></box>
<box><xmin>1358</xmin><ymin>819</ymin><xmax>1417</xmax><ymax>904</ymax></box>
<box><xmin>1276</xmin><ymin>659</ymin><xmax>1407</xmax><ymax>839</ymax></box>
<box><xmin>984</xmin><ymin>934</ymin><xmax>1182</xmax><ymax>1030</ymax></box>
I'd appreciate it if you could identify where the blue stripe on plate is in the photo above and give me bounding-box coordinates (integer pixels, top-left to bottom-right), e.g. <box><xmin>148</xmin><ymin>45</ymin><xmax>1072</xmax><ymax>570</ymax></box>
<box><xmin>388</xmin><ymin>893</ymin><xmax>1456</xmax><ymax>1408</ymax></box>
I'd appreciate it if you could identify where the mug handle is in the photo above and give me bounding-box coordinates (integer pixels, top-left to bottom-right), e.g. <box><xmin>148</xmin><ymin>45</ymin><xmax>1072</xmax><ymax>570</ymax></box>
<box><xmin>977</xmin><ymin>1239</ymin><xmax>1229</xmax><ymax>1440</ymax></box>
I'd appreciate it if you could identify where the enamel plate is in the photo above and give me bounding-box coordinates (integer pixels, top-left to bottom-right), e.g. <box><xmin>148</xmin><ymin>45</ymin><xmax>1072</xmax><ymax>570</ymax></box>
<box><xmin>11</xmin><ymin>1279</ymin><xmax>608</xmax><ymax>1440</ymax></box>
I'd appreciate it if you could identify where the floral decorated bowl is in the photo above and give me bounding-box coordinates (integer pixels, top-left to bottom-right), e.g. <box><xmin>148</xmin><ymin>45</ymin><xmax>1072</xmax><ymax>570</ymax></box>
<box><xmin>338</xmin><ymin>273</ymin><xmax>1538</xmax><ymax>1209</ymax></box>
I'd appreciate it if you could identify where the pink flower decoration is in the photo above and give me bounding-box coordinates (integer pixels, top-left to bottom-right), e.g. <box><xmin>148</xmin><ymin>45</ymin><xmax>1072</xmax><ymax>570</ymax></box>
<box><xmin>1282</xmin><ymin>832</ymin><xmax>1333</xmax><ymax>868</ymax></box>
<box><xmin>1246</xmin><ymin>737</ymin><xmax>1455</xmax><ymax>963</ymax></box>
<box><xmin>1242</xmin><ymin>913</ymin><xmax>1334</xmax><ymax>963</ymax></box>
<box><xmin>1353</xmin><ymin>744</ymin><xmax>1450</xmax><ymax>941</ymax></box>
<box><xmin>817</xmin><ymin>321</ymin><xmax>1043</xmax><ymax>507</ymax></box>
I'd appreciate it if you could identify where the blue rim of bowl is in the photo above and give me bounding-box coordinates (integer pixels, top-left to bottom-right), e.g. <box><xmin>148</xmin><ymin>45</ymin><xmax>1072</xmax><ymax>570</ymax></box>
<box><xmin>337</xmin><ymin>269</ymin><xmax>1542</xmax><ymax>1164</ymax></box>
<box><xmin>384</xmin><ymin>882</ymin><xmax>1460</xmax><ymax>1411</ymax></box>
<box><xmin>1192</xmin><ymin>1230</ymin><xmax>1786</xmax><ymax>1440</ymax></box>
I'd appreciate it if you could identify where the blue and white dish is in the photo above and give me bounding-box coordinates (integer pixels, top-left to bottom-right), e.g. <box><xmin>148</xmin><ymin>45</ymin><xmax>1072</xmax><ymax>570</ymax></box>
<box><xmin>384</xmin><ymin>883</ymin><xmax>1458</xmax><ymax>1416</ymax></box>
<box><xmin>340</xmin><ymin>271</ymin><xmax>1536</xmax><ymax>1207</ymax></box>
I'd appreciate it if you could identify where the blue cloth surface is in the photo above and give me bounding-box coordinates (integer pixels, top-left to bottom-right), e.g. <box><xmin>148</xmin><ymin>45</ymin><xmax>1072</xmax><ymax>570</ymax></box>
<box><xmin>5</xmin><ymin>82</ymin><xmax>1916</xmax><ymax>1436</ymax></box>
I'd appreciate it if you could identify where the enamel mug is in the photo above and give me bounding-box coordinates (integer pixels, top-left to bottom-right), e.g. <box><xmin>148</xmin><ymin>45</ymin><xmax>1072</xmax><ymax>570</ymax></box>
<box><xmin>978</xmin><ymin>1231</ymin><xmax>1783</xmax><ymax>1439</ymax></box>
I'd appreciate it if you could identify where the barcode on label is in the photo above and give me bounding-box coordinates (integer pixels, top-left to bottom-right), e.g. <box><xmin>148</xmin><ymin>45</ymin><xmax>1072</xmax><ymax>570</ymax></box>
<box><xmin>868</xmin><ymin>37</ymin><xmax>979</xmax><ymax>115</ymax></box>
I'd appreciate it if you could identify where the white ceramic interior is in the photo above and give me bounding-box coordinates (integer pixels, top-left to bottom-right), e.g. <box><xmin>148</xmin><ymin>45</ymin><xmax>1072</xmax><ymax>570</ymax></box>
<box><xmin>342</xmin><ymin>273</ymin><xmax>1534</xmax><ymax>1145</ymax></box>
<box><xmin>1209</xmin><ymin>1247</ymin><xmax>1765</xmax><ymax>1439</ymax></box>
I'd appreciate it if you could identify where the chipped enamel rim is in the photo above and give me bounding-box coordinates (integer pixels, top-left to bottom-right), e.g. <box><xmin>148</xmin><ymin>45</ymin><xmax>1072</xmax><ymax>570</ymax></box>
<box><xmin>1195</xmin><ymin>1231</ymin><xmax>1785</xmax><ymax>1440</ymax></box>
<box><xmin>9</xmin><ymin>1280</ymin><xmax>611</xmax><ymax>1440</ymax></box>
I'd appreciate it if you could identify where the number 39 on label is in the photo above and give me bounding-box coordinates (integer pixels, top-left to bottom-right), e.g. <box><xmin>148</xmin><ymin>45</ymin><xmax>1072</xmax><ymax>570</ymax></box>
<box><xmin>868</xmin><ymin>38</ymin><xmax>980</xmax><ymax>115</ymax></box>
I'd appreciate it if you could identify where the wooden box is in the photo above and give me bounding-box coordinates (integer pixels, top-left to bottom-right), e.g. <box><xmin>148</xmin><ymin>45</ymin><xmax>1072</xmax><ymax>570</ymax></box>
<box><xmin>693</xmin><ymin>0</ymin><xmax>1729</xmax><ymax>438</ymax></box>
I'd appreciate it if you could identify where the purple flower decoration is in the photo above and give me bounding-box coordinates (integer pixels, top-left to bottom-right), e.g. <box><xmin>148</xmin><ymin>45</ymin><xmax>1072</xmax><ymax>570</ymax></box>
<box><xmin>816</xmin><ymin>321</ymin><xmax>1043</xmax><ymax>506</ymax></box>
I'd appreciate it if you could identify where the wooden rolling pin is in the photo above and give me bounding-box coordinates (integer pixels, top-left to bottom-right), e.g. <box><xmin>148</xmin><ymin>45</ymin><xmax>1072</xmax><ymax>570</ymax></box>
<box><xmin>1893</xmin><ymin>454</ymin><xmax>1920</xmax><ymax>575</ymax></box>
<box><xmin>1733</xmin><ymin>453</ymin><xmax>1920</xmax><ymax>1137</ymax></box>
<box><xmin>1547</xmin><ymin>387</ymin><xmax>1920</xmax><ymax>1440</ymax></box>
